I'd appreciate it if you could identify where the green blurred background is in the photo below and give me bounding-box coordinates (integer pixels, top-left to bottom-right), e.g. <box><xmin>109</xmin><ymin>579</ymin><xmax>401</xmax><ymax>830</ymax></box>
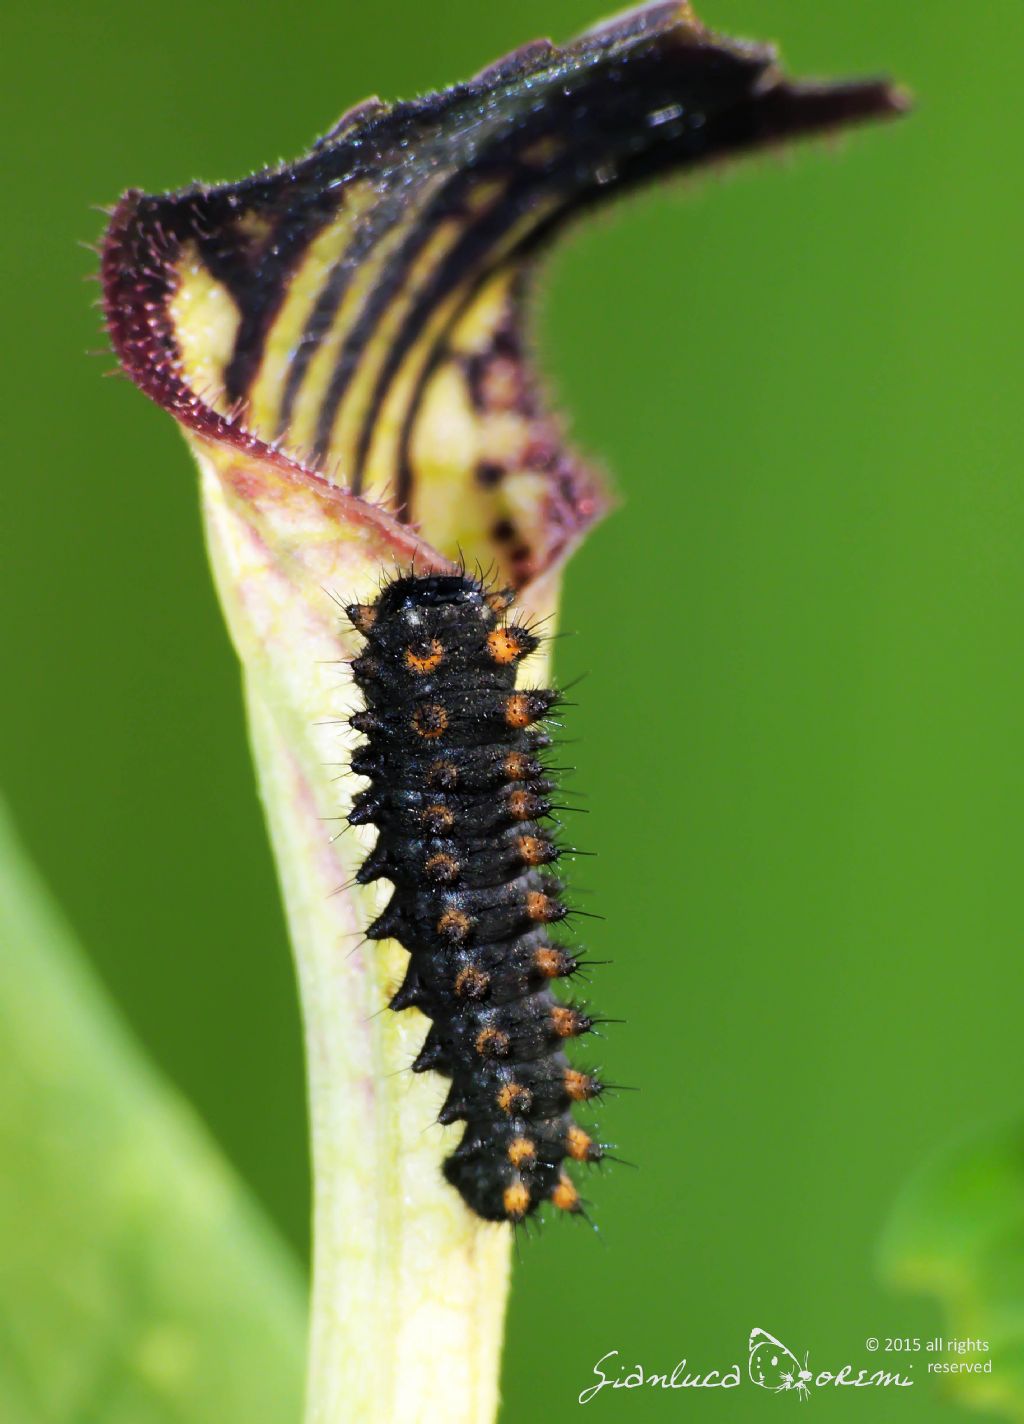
<box><xmin>3</xmin><ymin>1</ymin><xmax>1022</xmax><ymax>1418</ymax></box>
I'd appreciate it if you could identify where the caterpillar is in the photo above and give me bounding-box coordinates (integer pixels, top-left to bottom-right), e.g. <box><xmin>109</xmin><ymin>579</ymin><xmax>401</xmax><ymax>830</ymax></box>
<box><xmin>345</xmin><ymin>570</ymin><xmax>606</xmax><ymax>1223</ymax></box>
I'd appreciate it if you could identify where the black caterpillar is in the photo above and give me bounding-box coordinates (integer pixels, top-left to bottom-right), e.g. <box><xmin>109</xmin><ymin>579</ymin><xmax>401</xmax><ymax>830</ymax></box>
<box><xmin>345</xmin><ymin>571</ymin><xmax>605</xmax><ymax>1223</ymax></box>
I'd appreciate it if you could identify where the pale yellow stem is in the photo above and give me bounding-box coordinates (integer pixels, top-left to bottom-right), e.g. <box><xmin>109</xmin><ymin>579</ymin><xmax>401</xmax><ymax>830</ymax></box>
<box><xmin>245</xmin><ymin>688</ymin><xmax>511</xmax><ymax>1424</ymax></box>
<box><xmin>191</xmin><ymin>434</ymin><xmax>558</xmax><ymax>1423</ymax></box>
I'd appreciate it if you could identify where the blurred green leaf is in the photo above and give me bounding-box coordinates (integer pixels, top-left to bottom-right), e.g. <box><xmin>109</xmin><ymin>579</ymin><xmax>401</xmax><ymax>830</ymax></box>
<box><xmin>881</xmin><ymin>1122</ymin><xmax>1024</xmax><ymax>1421</ymax></box>
<box><xmin>0</xmin><ymin>798</ymin><xmax>305</xmax><ymax>1424</ymax></box>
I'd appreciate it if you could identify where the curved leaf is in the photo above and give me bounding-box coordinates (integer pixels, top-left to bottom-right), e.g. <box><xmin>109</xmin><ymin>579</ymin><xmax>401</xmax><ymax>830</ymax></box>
<box><xmin>102</xmin><ymin>0</ymin><xmax>905</xmax><ymax>589</ymax></box>
<box><xmin>0</xmin><ymin>799</ymin><xmax>305</xmax><ymax>1424</ymax></box>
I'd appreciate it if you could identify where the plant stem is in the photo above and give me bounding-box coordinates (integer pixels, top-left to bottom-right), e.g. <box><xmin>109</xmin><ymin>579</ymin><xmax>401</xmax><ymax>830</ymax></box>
<box><xmin>194</xmin><ymin>441</ymin><xmax>562</xmax><ymax>1422</ymax></box>
<box><xmin>246</xmin><ymin>687</ymin><xmax>512</xmax><ymax>1424</ymax></box>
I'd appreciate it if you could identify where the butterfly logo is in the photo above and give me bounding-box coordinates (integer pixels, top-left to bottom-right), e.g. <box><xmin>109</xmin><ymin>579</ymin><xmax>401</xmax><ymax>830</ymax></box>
<box><xmin>748</xmin><ymin>1328</ymin><xmax>813</xmax><ymax>1400</ymax></box>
